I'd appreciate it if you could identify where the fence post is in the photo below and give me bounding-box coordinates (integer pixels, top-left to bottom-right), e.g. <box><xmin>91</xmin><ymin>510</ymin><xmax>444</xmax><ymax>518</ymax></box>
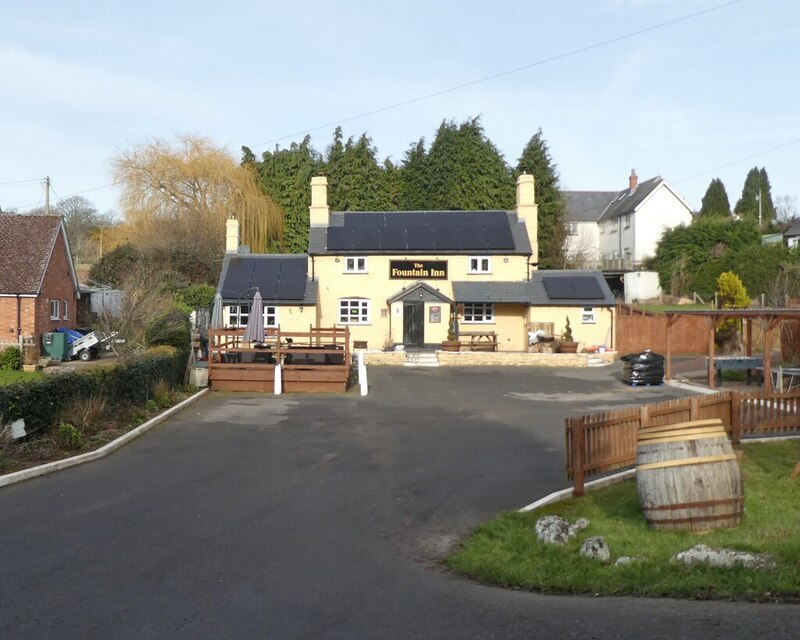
<box><xmin>639</xmin><ymin>404</ymin><xmax>650</xmax><ymax>430</ymax></box>
<box><xmin>690</xmin><ymin>396</ymin><xmax>700</xmax><ymax>420</ymax></box>
<box><xmin>572</xmin><ymin>417</ymin><xmax>585</xmax><ymax>497</ymax></box>
<box><xmin>731</xmin><ymin>391</ymin><xmax>741</xmax><ymax>444</ymax></box>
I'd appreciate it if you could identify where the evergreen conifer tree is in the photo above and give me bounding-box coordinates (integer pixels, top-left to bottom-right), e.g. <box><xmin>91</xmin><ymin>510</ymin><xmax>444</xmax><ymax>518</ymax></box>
<box><xmin>734</xmin><ymin>166</ymin><xmax>775</xmax><ymax>224</ymax></box>
<box><xmin>698</xmin><ymin>178</ymin><xmax>732</xmax><ymax>217</ymax></box>
<box><xmin>325</xmin><ymin>129</ymin><xmax>391</xmax><ymax>212</ymax></box>
<box><xmin>424</xmin><ymin>117</ymin><xmax>514</xmax><ymax>211</ymax></box>
<box><xmin>515</xmin><ymin>129</ymin><xmax>566</xmax><ymax>268</ymax></box>
<box><xmin>243</xmin><ymin>136</ymin><xmax>322</xmax><ymax>253</ymax></box>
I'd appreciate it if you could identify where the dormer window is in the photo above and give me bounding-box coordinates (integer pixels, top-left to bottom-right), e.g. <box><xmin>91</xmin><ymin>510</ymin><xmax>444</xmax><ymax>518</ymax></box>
<box><xmin>468</xmin><ymin>256</ymin><xmax>491</xmax><ymax>274</ymax></box>
<box><xmin>344</xmin><ymin>257</ymin><xmax>367</xmax><ymax>273</ymax></box>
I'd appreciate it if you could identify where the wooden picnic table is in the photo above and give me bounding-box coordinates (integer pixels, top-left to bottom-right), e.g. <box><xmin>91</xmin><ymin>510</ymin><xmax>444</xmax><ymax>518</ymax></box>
<box><xmin>459</xmin><ymin>331</ymin><xmax>498</xmax><ymax>352</ymax></box>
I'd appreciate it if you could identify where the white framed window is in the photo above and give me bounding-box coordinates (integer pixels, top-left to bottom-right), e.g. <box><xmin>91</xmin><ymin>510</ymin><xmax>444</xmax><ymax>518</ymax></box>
<box><xmin>50</xmin><ymin>299</ymin><xmax>60</xmax><ymax>320</ymax></box>
<box><xmin>264</xmin><ymin>306</ymin><xmax>277</xmax><ymax>328</ymax></box>
<box><xmin>225</xmin><ymin>303</ymin><xmax>249</xmax><ymax>328</ymax></box>
<box><xmin>568</xmin><ymin>223</ymin><xmax>578</xmax><ymax>236</ymax></box>
<box><xmin>63</xmin><ymin>300</ymin><xmax>69</xmax><ymax>320</ymax></box>
<box><xmin>463</xmin><ymin>302</ymin><xmax>493</xmax><ymax>323</ymax></box>
<box><xmin>581</xmin><ymin>307</ymin><xmax>596</xmax><ymax>324</ymax></box>
<box><xmin>468</xmin><ymin>256</ymin><xmax>491</xmax><ymax>274</ymax></box>
<box><xmin>339</xmin><ymin>299</ymin><xmax>370</xmax><ymax>324</ymax></box>
<box><xmin>224</xmin><ymin>304</ymin><xmax>278</xmax><ymax>328</ymax></box>
<box><xmin>344</xmin><ymin>257</ymin><xmax>367</xmax><ymax>273</ymax></box>
<box><xmin>623</xmin><ymin>214</ymin><xmax>631</xmax><ymax>229</ymax></box>
<box><xmin>599</xmin><ymin>222</ymin><xmax>605</xmax><ymax>235</ymax></box>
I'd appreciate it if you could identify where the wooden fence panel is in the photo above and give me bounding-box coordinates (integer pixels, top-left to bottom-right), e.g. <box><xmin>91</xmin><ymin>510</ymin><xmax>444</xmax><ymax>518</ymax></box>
<box><xmin>565</xmin><ymin>389</ymin><xmax>800</xmax><ymax>495</ymax></box>
<box><xmin>616</xmin><ymin>314</ymin><xmax>708</xmax><ymax>355</ymax></box>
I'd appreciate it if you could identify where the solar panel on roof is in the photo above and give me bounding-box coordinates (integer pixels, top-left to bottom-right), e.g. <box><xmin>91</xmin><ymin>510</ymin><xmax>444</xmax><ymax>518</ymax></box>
<box><xmin>406</xmin><ymin>225</ymin><xmax>433</xmax><ymax>250</ymax></box>
<box><xmin>542</xmin><ymin>276</ymin><xmax>604</xmax><ymax>300</ymax></box>
<box><xmin>251</xmin><ymin>259</ymin><xmax>281</xmax><ymax>299</ymax></box>
<box><xmin>327</xmin><ymin>227</ymin><xmax>354</xmax><ymax>251</ymax></box>
<box><xmin>352</xmin><ymin>226</ymin><xmax>382</xmax><ymax>250</ymax></box>
<box><xmin>484</xmin><ymin>223</ymin><xmax>515</xmax><ymax>249</ymax></box>
<box><xmin>382</xmin><ymin>227</ymin><xmax>407</xmax><ymax>251</ymax></box>
<box><xmin>275</xmin><ymin>258</ymin><xmax>308</xmax><ymax>300</ymax></box>
<box><xmin>222</xmin><ymin>258</ymin><xmax>256</xmax><ymax>297</ymax></box>
<box><xmin>570</xmin><ymin>276</ymin><xmax>604</xmax><ymax>299</ymax></box>
<box><xmin>458</xmin><ymin>226</ymin><xmax>487</xmax><ymax>250</ymax></box>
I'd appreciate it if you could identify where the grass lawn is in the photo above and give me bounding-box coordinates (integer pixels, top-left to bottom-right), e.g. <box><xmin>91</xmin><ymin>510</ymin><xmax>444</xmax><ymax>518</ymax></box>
<box><xmin>637</xmin><ymin>303</ymin><xmax>715</xmax><ymax>312</ymax></box>
<box><xmin>446</xmin><ymin>440</ymin><xmax>800</xmax><ymax>601</ymax></box>
<box><xmin>0</xmin><ymin>370</ymin><xmax>43</xmax><ymax>386</ymax></box>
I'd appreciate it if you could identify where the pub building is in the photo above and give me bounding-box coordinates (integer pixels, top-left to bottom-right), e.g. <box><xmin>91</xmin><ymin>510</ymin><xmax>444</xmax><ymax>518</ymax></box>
<box><xmin>216</xmin><ymin>174</ymin><xmax>616</xmax><ymax>352</ymax></box>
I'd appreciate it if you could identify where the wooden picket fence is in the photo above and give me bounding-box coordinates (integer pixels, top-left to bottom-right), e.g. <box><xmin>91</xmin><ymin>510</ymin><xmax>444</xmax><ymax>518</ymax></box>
<box><xmin>565</xmin><ymin>389</ymin><xmax>800</xmax><ymax>495</ymax></box>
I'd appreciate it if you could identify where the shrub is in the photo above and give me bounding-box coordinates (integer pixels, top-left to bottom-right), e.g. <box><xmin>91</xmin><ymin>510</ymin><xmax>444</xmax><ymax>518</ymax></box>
<box><xmin>57</xmin><ymin>422</ymin><xmax>83</xmax><ymax>450</ymax></box>
<box><xmin>0</xmin><ymin>347</ymin><xmax>21</xmax><ymax>371</ymax></box>
<box><xmin>151</xmin><ymin>380</ymin><xmax>173</xmax><ymax>409</ymax></box>
<box><xmin>61</xmin><ymin>395</ymin><xmax>108</xmax><ymax>435</ymax></box>
<box><xmin>0</xmin><ymin>348</ymin><xmax>184</xmax><ymax>435</ymax></box>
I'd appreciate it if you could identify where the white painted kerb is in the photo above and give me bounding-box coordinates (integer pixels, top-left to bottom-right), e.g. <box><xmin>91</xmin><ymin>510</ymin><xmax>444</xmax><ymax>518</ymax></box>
<box><xmin>0</xmin><ymin>388</ymin><xmax>209</xmax><ymax>489</ymax></box>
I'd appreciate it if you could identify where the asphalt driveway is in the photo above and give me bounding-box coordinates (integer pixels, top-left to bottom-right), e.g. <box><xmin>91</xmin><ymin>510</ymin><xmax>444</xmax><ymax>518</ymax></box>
<box><xmin>1</xmin><ymin>366</ymin><xmax>798</xmax><ymax>639</ymax></box>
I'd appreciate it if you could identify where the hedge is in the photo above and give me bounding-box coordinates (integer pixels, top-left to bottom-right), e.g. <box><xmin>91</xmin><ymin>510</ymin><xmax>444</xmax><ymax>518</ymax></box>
<box><xmin>0</xmin><ymin>347</ymin><xmax>186</xmax><ymax>435</ymax></box>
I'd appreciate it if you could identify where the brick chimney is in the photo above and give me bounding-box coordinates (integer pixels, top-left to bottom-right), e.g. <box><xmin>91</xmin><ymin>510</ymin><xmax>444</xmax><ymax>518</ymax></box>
<box><xmin>225</xmin><ymin>215</ymin><xmax>239</xmax><ymax>253</ymax></box>
<box><xmin>629</xmin><ymin>169</ymin><xmax>638</xmax><ymax>191</ymax></box>
<box><xmin>515</xmin><ymin>172</ymin><xmax>538</xmax><ymax>269</ymax></box>
<box><xmin>309</xmin><ymin>175</ymin><xmax>330</xmax><ymax>227</ymax></box>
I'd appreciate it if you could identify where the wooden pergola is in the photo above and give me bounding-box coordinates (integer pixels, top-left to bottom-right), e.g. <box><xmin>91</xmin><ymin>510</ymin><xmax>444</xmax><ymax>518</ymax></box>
<box><xmin>663</xmin><ymin>309</ymin><xmax>800</xmax><ymax>392</ymax></box>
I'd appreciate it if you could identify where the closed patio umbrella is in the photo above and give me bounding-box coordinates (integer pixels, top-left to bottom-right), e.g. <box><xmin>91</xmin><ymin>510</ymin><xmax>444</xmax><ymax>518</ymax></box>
<box><xmin>210</xmin><ymin>292</ymin><xmax>223</xmax><ymax>330</ymax></box>
<box><xmin>243</xmin><ymin>289</ymin><xmax>264</xmax><ymax>344</ymax></box>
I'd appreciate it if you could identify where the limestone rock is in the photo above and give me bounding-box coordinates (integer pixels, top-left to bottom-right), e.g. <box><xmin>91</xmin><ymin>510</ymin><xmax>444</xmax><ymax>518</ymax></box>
<box><xmin>614</xmin><ymin>556</ymin><xmax>644</xmax><ymax>566</ymax></box>
<box><xmin>672</xmin><ymin>545</ymin><xmax>776</xmax><ymax>570</ymax></box>
<box><xmin>535</xmin><ymin>515</ymin><xmax>572</xmax><ymax>544</ymax></box>
<box><xmin>580</xmin><ymin>536</ymin><xmax>611</xmax><ymax>563</ymax></box>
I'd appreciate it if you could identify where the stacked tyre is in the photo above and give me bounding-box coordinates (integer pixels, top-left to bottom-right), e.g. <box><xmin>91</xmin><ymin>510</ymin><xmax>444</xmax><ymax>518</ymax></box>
<box><xmin>622</xmin><ymin>350</ymin><xmax>664</xmax><ymax>386</ymax></box>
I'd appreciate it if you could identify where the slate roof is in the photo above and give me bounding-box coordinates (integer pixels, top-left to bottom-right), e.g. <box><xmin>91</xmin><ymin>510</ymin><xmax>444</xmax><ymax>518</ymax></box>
<box><xmin>563</xmin><ymin>191</ymin><xmax>617</xmax><ymax>222</ymax></box>
<box><xmin>216</xmin><ymin>254</ymin><xmax>317</xmax><ymax>305</ymax></box>
<box><xmin>452</xmin><ymin>270</ymin><xmax>615</xmax><ymax>306</ymax></box>
<box><xmin>563</xmin><ymin>176</ymin><xmax>664</xmax><ymax>223</ymax></box>
<box><xmin>783</xmin><ymin>221</ymin><xmax>800</xmax><ymax>237</ymax></box>
<box><xmin>0</xmin><ymin>214</ymin><xmax>75</xmax><ymax>295</ymax></box>
<box><xmin>308</xmin><ymin>210</ymin><xmax>532</xmax><ymax>255</ymax></box>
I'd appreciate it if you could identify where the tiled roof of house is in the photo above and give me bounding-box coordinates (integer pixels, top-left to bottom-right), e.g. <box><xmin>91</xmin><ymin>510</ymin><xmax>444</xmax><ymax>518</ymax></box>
<box><xmin>562</xmin><ymin>177</ymin><xmax>664</xmax><ymax>223</ymax></box>
<box><xmin>0</xmin><ymin>214</ymin><xmax>63</xmax><ymax>294</ymax></box>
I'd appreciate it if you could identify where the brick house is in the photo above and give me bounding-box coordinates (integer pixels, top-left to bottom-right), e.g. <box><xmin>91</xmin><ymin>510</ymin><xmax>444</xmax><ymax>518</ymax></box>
<box><xmin>0</xmin><ymin>214</ymin><xmax>80</xmax><ymax>352</ymax></box>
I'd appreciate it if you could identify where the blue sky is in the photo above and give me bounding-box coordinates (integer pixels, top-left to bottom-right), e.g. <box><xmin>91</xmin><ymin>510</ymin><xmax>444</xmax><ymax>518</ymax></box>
<box><xmin>1</xmin><ymin>0</ymin><xmax>798</xmax><ymax>216</ymax></box>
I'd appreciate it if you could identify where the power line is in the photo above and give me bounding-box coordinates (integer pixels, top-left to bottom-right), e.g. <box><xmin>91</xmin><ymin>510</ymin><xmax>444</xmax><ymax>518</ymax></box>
<box><xmin>249</xmin><ymin>0</ymin><xmax>746</xmax><ymax>149</ymax></box>
<box><xmin>0</xmin><ymin>177</ymin><xmax>43</xmax><ymax>187</ymax></box>
<box><xmin>675</xmin><ymin>137</ymin><xmax>800</xmax><ymax>184</ymax></box>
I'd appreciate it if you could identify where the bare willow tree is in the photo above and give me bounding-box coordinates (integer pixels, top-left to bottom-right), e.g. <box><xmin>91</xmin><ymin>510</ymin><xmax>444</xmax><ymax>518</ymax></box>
<box><xmin>112</xmin><ymin>135</ymin><xmax>283</xmax><ymax>282</ymax></box>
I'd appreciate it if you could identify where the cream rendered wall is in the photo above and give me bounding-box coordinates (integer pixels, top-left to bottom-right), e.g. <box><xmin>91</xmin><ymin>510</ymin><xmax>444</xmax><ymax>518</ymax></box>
<box><xmin>632</xmin><ymin>184</ymin><xmax>693</xmax><ymax>263</ymax></box>
<box><xmin>528</xmin><ymin>305</ymin><xmax>614</xmax><ymax>349</ymax></box>
<box><xmin>314</xmin><ymin>253</ymin><xmax>529</xmax><ymax>349</ymax></box>
<box><xmin>275</xmin><ymin>305</ymin><xmax>318</xmax><ymax>334</ymax></box>
<box><xmin>479</xmin><ymin>304</ymin><xmax>528</xmax><ymax>351</ymax></box>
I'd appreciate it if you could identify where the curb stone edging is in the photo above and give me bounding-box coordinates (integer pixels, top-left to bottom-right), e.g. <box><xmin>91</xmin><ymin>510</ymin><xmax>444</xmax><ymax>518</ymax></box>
<box><xmin>0</xmin><ymin>388</ymin><xmax>210</xmax><ymax>489</ymax></box>
<box><xmin>519</xmin><ymin>470</ymin><xmax>635</xmax><ymax>512</ymax></box>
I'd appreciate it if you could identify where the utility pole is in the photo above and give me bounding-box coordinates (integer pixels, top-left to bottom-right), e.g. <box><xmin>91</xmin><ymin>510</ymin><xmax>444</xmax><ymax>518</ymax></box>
<box><xmin>756</xmin><ymin>189</ymin><xmax>762</xmax><ymax>228</ymax></box>
<box><xmin>44</xmin><ymin>176</ymin><xmax>51</xmax><ymax>214</ymax></box>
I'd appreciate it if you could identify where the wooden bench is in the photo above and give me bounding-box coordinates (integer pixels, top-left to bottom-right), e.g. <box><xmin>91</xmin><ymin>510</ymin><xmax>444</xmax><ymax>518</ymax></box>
<box><xmin>459</xmin><ymin>331</ymin><xmax>498</xmax><ymax>352</ymax></box>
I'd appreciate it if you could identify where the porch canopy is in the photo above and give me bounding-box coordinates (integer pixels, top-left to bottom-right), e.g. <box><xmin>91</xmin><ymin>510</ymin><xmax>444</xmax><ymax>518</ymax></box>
<box><xmin>663</xmin><ymin>308</ymin><xmax>800</xmax><ymax>392</ymax></box>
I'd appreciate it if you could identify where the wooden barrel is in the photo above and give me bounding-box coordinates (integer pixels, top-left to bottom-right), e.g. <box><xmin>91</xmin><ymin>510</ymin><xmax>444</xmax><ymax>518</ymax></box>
<box><xmin>635</xmin><ymin>418</ymin><xmax>743</xmax><ymax>532</ymax></box>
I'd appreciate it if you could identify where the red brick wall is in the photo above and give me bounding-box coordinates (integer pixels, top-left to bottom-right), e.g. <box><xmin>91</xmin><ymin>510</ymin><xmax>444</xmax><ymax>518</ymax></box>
<box><xmin>34</xmin><ymin>230</ymin><xmax>77</xmax><ymax>339</ymax></box>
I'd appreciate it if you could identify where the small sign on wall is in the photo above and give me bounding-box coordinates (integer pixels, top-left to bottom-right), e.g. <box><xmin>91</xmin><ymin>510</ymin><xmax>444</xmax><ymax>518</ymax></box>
<box><xmin>429</xmin><ymin>305</ymin><xmax>441</xmax><ymax>323</ymax></box>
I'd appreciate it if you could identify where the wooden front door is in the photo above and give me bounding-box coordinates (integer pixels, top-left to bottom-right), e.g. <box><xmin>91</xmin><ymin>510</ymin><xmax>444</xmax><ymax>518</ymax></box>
<box><xmin>403</xmin><ymin>302</ymin><xmax>424</xmax><ymax>346</ymax></box>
